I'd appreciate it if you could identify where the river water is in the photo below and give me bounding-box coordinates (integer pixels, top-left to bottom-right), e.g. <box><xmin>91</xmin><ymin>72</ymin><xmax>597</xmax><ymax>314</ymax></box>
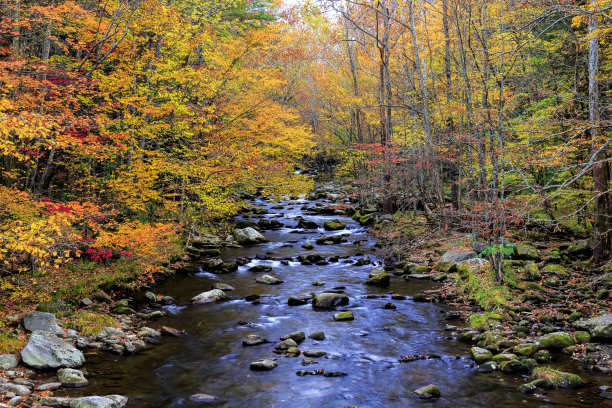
<box><xmin>60</xmin><ymin>195</ymin><xmax>609</xmax><ymax>407</ymax></box>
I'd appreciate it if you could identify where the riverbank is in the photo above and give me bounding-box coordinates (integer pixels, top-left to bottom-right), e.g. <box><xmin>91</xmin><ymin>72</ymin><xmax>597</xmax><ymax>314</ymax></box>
<box><xmin>368</xmin><ymin>209</ymin><xmax>612</xmax><ymax>400</ymax></box>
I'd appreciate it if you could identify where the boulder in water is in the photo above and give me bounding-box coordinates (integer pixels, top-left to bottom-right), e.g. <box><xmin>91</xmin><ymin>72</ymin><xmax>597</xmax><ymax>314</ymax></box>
<box><xmin>39</xmin><ymin>395</ymin><xmax>128</xmax><ymax>408</ymax></box>
<box><xmin>312</xmin><ymin>292</ymin><xmax>349</xmax><ymax>309</ymax></box>
<box><xmin>21</xmin><ymin>331</ymin><xmax>85</xmax><ymax>369</ymax></box>
<box><xmin>191</xmin><ymin>289</ymin><xmax>228</xmax><ymax>304</ymax></box>
<box><xmin>234</xmin><ymin>227</ymin><xmax>268</xmax><ymax>245</ymax></box>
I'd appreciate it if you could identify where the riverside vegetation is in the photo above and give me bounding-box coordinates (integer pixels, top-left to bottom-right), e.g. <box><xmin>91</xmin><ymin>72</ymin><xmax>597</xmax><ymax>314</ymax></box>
<box><xmin>1</xmin><ymin>0</ymin><xmax>612</xmax><ymax>407</ymax></box>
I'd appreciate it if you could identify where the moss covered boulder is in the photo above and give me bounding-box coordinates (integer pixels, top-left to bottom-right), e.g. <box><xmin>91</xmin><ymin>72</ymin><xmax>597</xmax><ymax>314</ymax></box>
<box><xmin>323</xmin><ymin>219</ymin><xmax>346</xmax><ymax>231</ymax></box>
<box><xmin>520</xmin><ymin>368</ymin><xmax>584</xmax><ymax>393</ymax></box>
<box><xmin>513</xmin><ymin>243</ymin><xmax>541</xmax><ymax>261</ymax></box>
<box><xmin>471</xmin><ymin>347</ymin><xmax>493</xmax><ymax>364</ymax></box>
<box><xmin>413</xmin><ymin>384</ymin><xmax>440</xmax><ymax>399</ymax></box>
<box><xmin>537</xmin><ymin>332</ymin><xmax>575</xmax><ymax>350</ymax></box>
<box><xmin>333</xmin><ymin>311</ymin><xmax>354</xmax><ymax>321</ymax></box>
<box><xmin>575</xmin><ymin>313</ymin><xmax>612</xmax><ymax>340</ymax></box>
<box><xmin>365</xmin><ymin>269</ymin><xmax>391</xmax><ymax>286</ymax></box>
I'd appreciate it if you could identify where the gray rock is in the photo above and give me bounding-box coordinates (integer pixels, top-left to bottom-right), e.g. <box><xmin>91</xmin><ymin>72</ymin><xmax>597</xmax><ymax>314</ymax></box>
<box><xmin>575</xmin><ymin>314</ymin><xmax>612</xmax><ymax>339</ymax></box>
<box><xmin>538</xmin><ymin>332</ymin><xmax>575</xmax><ymax>350</ymax></box>
<box><xmin>255</xmin><ymin>274</ymin><xmax>283</xmax><ymax>285</ymax></box>
<box><xmin>249</xmin><ymin>359</ymin><xmax>277</xmax><ymax>371</ymax></box>
<box><xmin>188</xmin><ymin>394</ymin><xmax>221</xmax><ymax>404</ymax></box>
<box><xmin>414</xmin><ymin>384</ymin><xmax>440</xmax><ymax>399</ymax></box>
<box><xmin>212</xmin><ymin>283</ymin><xmax>235</xmax><ymax>291</ymax></box>
<box><xmin>8</xmin><ymin>396</ymin><xmax>23</xmax><ymax>406</ymax></box>
<box><xmin>0</xmin><ymin>383</ymin><xmax>30</xmax><ymax>396</ymax></box>
<box><xmin>312</xmin><ymin>292</ymin><xmax>349</xmax><ymax>309</ymax></box>
<box><xmin>22</xmin><ymin>312</ymin><xmax>63</xmax><ymax>335</ymax></box>
<box><xmin>280</xmin><ymin>331</ymin><xmax>305</xmax><ymax>343</ymax></box>
<box><xmin>36</xmin><ymin>382</ymin><xmax>62</xmax><ymax>391</ymax></box>
<box><xmin>58</xmin><ymin>368</ymin><xmax>88</xmax><ymax>388</ymax></box>
<box><xmin>234</xmin><ymin>227</ymin><xmax>268</xmax><ymax>245</ymax></box>
<box><xmin>80</xmin><ymin>298</ymin><xmax>93</xmax><ymax>307</ymax></box>
<box><xmin>242</xmin><ymin>335</ymin><xmax>267</xmax><ymax>347</ymax></box>
<box><xmin>440</xmin><ymin>251</ymin><xmax>477</xmax><ymax>263</ymax></box>
<box><xmin>303</xmin><ymin>350</ymin><xmax>326</xmax><ymax>357</ymax></box>
<box><xmin>308</xmin><ymin>331</ymin><xmax>325</xmax><ymax>340</ymax></box>
<box><xmin>0</xmin><ymin>355</ymin><xmax>18</xmax><ymax>370</ymax></box>
<box><xmin>191</xmin><ymin>289</ymin><xmax>228</xmax><ymax>304</ymax></box>
<box><xmin>21</xmin><ymin>331</ymin><xmax>84</xmax><ymax>369</ymax></box>
<box><xmin>39</xmin><ymin>395</ymin><xmax>128</xmax><ymax>408</ymax></box>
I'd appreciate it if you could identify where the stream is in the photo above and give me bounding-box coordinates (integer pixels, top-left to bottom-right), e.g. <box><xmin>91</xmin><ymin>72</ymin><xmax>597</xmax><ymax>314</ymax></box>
<box><xmin>60</xmin><ymin>195</ymin><xmax>609</xmax><ymax>407</ymax></box>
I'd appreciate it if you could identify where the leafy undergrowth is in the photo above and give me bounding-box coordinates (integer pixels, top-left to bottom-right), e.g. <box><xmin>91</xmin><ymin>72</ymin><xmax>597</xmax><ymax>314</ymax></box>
<box><xmin>0</xmin><ymin>331</ymin><xmax>28</xmax><ymax>354</ymax></box>
<box><xmin>65</xmin><ymin>311</ymin><xmax>120</xmax><ymax>337</ymax></box>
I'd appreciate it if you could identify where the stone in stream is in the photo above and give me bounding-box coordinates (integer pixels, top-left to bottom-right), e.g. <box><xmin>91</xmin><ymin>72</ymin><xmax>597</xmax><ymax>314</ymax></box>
<box><xmin>212</xmin><ymin>283</ymin><xmax>235</xmax><ymax>291</ymax></box>
<box><xmin>303</xmin><ymin>350</ymin><xmax>326</xmax><ymax>357</ymax></box>
<box><xmin>365</xmin><ymin>268</ymin><xmax>390</xmax><ymax>286</ymax></box>
<box><xmin>312</xmin><ymin>292</ymin><xmax>349</xmax><ymax>309</ymax></box>
<box><xmin>191</xmin><ymin>289</ymin><xmax>228</xmax><ymax>304</ymax></box>
<box><xmin>255</xmin><ymin>274</ymin><xmax>283</xmax><ymax>285</ymax></box>
<box><xmin>39</xmin><ymin>395</ymin><xmax>128</xmax><ymax>408</ymax></box>
<box><xmin>189</xmin><ymin>394</ymin><xmax>222</xmax><ymax>404</ymax></box>
<box><xmin>311</xmin><ymin>281</ymin><xmax>325</xmax><ymax>286</ymax></box>
<box><xmin>302</xmin><ymin>242</ymin><xmax>314</xmax><ymax>250</ymax></box>
<box><xmin>520</xmin><ymin>368</ymin><xmax>584</xmax><ymax>393</ymax></box>
<box><xmin>315</xmin><ymin>235</ymin><xmax>343</xmax><ymax>245</ymax></box>
<box><xmin>21</xmin><ymin>331</ymin><xmax>85</xmax><ymax>369</ymax></box>
<box><xmin>248</xmin><ymin>265</ymin><xmax>272</xmax><ymax>273</ymax></box>
<box><xmin>57</xmin><ymin>368</ymin><xmax>89</xmax><ymax>388</ymax></box>
<box><xmin>333</xmin><ymin>311</ymin><xmax>354</xmax><ymax>321</ymax></box>
<box><xmin>288</xmin><ymin>296</ymin><xmax>308</xmax><ymax>306</ymax></box>
<box><xmin>0</xmin><ymin>354</ymin><xmax>18</xmax><ymax>370</ymax></box>
<box><xmin>242</xmin><ymin>335</ymin><xmax>268</xmax><ymax>347</ymax></box>
<box><xmin>22</xmin><ymin>312</ymin><xmax>64</xmax><ymax>335</ymax></box>
<box><xmin>414</xmin><ymin>384</ymin><xmax>441</xmax><ymax>399</ymax></box>
<box><xmin>275</xmin><ymin>339</ymin><xmax>298</xmax><ymax>350</ymax></box>
<box><xmin>234</xmin><ymin>227</ymin><xmax>268</xmax><ymax>245</ymax></box>
<box><xmin>302</xmin><ymin>358</ymin><xmax>317</xmax><ymax>366</ymax></box>
<box><xmin>297</xmin><ymin>220</ymin><xmax>319</xmax><ymax>229</ymax></box>
<box><xmin>249</xmin><ymin>359</ymin><xmax>278</xmax><ymax>371</ymax></box>
<box><xmin>280</xmin><ymin>331</ymin><xmax>305</xmax><ymax>343</ymax></box>
<box><xmin>308</xmin><ymin>331</ymin><xmax>325</xmax><ymax>340</ymax></box>
<box><xmin>383</xmin><ymin>302</ymin><xmax>396</xmax><ymax>310</ymax></box>
<box><xmin>323</xmin><ymin>219</ymin><xmax>346</xmax><ymax>231</ymax></box>
<box><xmin>160</xmin><ymin>326</ymin><xmax>186</xmax><ymax>337</ymax></box>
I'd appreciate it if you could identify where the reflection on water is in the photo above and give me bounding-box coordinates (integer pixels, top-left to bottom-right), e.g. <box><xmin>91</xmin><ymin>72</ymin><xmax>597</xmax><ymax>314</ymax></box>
<box><xmin>60</xmin><ymin>198</ymin><xmax>610</xmax><ymax>407</ymax></box>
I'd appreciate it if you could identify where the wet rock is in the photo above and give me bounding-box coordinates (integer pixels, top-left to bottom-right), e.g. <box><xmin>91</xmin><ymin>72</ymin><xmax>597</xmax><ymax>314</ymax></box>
<box><xmin>354</xmin><ymin>257</ymin><xmax>371</xmax><ymax>266</ymax></box>
<box><xmin>499</xmin><ymin>359</ymin><xmax>530</xmax><ymax>373</ymax></box>
<box><xmin>191</xmin><ymin>289</ymin><xmax>228</xmax><ymax>304</ymax></box>
<box><xmin>333</xmin><ymin>311</ymin><xmax>354</xmax><ymax>321</ymax></box>
<box><xmin>245</xmin><ymin>294</ymin><xmax>260</xmax><ymax>302</ymax></box>
<box><xmin>249</xmin><ymin>359</ymin><xmax>277</xmax><ymax>371</ymax></box>
<box><xmin>280</xmin><ymin>331</ymin><xmax>305</xmax><ymax>343</ymax></box>
<box><xmin>57</xmin><ymin>368</ymin><xmax>88</xmax><ymax>388</ymax></box>
<box><xmin>36</xmin><ymin>382</ymin><xmax>62</xmax><ymax>391</ymax></box>
<box><xmin>414</xmin><ymin>384</ymin><xmax>440</xmax><ymax>399</ymax></box>
<box><xmin>308</xmin><ymin>331</ymin><xmax>325</xmax><ymax>340</ymax></box>
<box><xmin>471</xmin><ymin>347</ymin><xmax>493</xmax><ymax>364</ymax></box>
<box><xmin>575</xmin><ymin>313</ymin><xmax>612</xmax><ymax>340</ymax></box>
<box><xmin>365</xmin><ymin>269</ymin><xmax>390</xmax><ymax>286</ymax></box>
<box><xmin>492</xmin><ymin>353</ymin><xmax>517</xmax><ymax>363</ymax></box>
<box><xmin>302</xmin><ymin>242</ymin><xmax>314</xmax><ymax>250</ymax></box>
<box><xmin>0</xmin><ymin>355</ymin><xmax>18</xmax><ymax>370</ymax></box>
<box><xmin>315</xmin><ymin>235</ymin><xmax>343</xmax><ymax>245</ymax></box>
<box><xmin>534</xmin><ymin>350</ymin><xmax>551</xmax><ymax>363</ymax></box>
<box><xmin>234</xmin><ymin>227</ymin><xmax>268</xmax><ymax>245</ymax></box>
<box><xmin>306</xmin><ymin>254</ymin><xmax>325</xmax><ymax>263</ymax></box>
<box><xmin>323</xmin><ymin>371</ymin><xmax>347</xmax><ymax>377</ymax></box>
<box><xmin>297</xmin><ymin>219</ymin><xmax>319</xmax><ymax>229</ymax></box>
<box><xmin>513</xmin><ymin>342</ymin><xmax>539</xmax><ymax>357</ymax></box>
<box><xmin>160</xmin><ymin>326</ymin><xmax>185</xmax><ymax>337</ymax></box>
<box><xmin>303</xmin><ymin>350</ymin><xmax>326</xmax><ymax>357</ymax></box>
<box><xmin>21</xmin><ymin>331</ymin><xmax>85</xmax><ymax>369</ymax></box>
<box><xmin>323</xmin><ymin>220</ymin><xmax>346</xmax><ymax>231</ymax></box>
<box><xmin>288</xmin><ymin>296</ymin><xmax>308</xmax><ymax>306</ymax></box>
<box><xmin>312</xmin><ymin>292</ymin><xmax>349</xmax><ymax>309</ymax></box>
<box><xmin>255</xmin><ymin>274</ymin><xmax>283</xmax><ymax>285</ymax></box>
<box><xmin>478</xmin><ymin>361</ymin><xmax>497</xmax><ymax>373</ymax></box>
<box><xmin>537</xmin><ymin>331</ymin><xmax>575</xmax><ymax>350</ymax></box>
<box><xmin>212</xmin><ymin>283</ymin><xmax>235</xmax><ymax>291</ymax></box>
<box><xmin>302</xmin><ymin>358</ymin><xmax>317</xmax><ymax>366</ymax></box>
<box><xmin>39</xmin><ymin>395</ymin><xmax>128</xmax><ymax>408</ymax></box>
<box><xmin>575</xmin><ymin>331</ymin><xmax>590</xmax><ymax>344</ymax></box>
<box><xmin>22</xmin><ymin>312</ymin><xmax>64</xmax><ymax>335</ymax></box>
<box><xmin>411</xmin><ymin>293</ymin><xmax>432</xmax><ymax>302</ymax></box>
<box><xmin>188</xmin><ymin>393</ymin><xmax>222</xmax><ymax>405</ymax></box>
<box><xmin>383</xmin><ymin>302</ymin><xmax>396</xmax><ymax>310</ymax></box>
<box><xmin>248</xmin><ymin>265</ymin><xmax>272</xmax><ymax>273</ymax></box>
<box><xmin>275</xmin><ymin>339</ymin><xmax>298</xmax><ymax>350</ymax></box>
<box><xmin>311</xmin><ymin>281</ymin><xmax>325</xmax><ymax>286</ymax></box>
<box><xmin>242</xmin><ymin>335</ymin><xmax>267</xmax><ymax>347</ymax></box>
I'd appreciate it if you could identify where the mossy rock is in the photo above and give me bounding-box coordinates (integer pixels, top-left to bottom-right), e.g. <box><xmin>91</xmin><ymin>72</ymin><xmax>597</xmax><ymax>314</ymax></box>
<box><xmin>412</xmin><ymin>265</ymin><xmax>431</xmax><ymax>274</ymax></box>
<box><xmin>492</xmin><ymin>353</ymin><xmax>517</xmax><ymax>363</ymax></box>
<box><xmin>513</xmin><ymin>243</ymin><xmax>541</xmax><ymax>261</ymax></box>
<box><xmin>574</xmin><ymin>331</ymin><xmax>590</xmax><ymax>344</ymax></box>
<box><xmin>302</xmin><ymin>242</ymin><xmax>314</xmax><ymax>250</ymax></box>
<box><xmin>524</xmin><ymin>368</ymin><xmax>584</xmax><ymax>391</ymax></box>
<box><xmin>500</xmin><ymin>359</ymin><xmax>530</xmax><ymax>373</ymax></box>
<box><xmin>365</xmin><ymin>270</ymin><xmax>390</xmax><ymax>286</ymax></box>
<box><xmin>333</xmin><ymin>311</ymin><xmax>354</xmax><ymax>321</ymax></box>
<box><xmin>524</xmin><ymin>263</ymin><xmax>541</xmax><ymax>281</ymax></box>
<box><xmin>537</xmin><ymin>332</ymin><xmax>575</xmax><ymax>350</ymax></box>
<box><xmin>534</xmin><ymin>350</ymin><xmax>551</xmax><ymax>363</ymax></box>
<box><xmin>413</xmin><ymin>384</ymin><xmax>440</xmax><ymax>399</ymax></box>
<box><xmin>513</xmin><ymin>343</ymin><xmax>539</xmax><ymax>357</ymax></box>
<box><xmin>323</xmin><ymin>220</ymin><xmax>346</xmax><ymax>231</ymax></box>
<box><xmin>435</xmin><ymin>261</ymin><xmax>455</xmax><ymax>273</ymax></box>
<box><xmin>37</xmin><ymin>300</ymin><xmax>74</xmax><ymax>317</ymax></box>
<box><xmin>540</xmin><ymin>263</ymin><xmax>569</xmax><ymax>277</ymax></box>
<box><xmin>471</xmin><ymin>347</ymin><xmax>493</xmax><ymax>364</ymax></box>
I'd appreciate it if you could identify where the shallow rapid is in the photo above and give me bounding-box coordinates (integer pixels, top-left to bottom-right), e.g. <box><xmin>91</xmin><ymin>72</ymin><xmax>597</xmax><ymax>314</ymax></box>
<box><xmin>59</xmin><ymin>196</ymin><xmax>609</xmax><ymax>407</ymax></box>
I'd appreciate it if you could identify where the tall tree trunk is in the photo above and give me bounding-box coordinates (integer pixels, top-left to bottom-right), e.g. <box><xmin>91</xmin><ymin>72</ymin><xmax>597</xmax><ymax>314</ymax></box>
<box><xmin>589</xmin><ymin>1</ymin><xmax>609</xmax><ymax>263</ymax></box>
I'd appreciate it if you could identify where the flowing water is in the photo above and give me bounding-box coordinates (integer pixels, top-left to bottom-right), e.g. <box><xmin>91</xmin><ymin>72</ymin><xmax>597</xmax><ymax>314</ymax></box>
<box><xmin>60</xmin><ymin>196</ymin><xmax>610</xmax><ymax>407</ymax></box>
